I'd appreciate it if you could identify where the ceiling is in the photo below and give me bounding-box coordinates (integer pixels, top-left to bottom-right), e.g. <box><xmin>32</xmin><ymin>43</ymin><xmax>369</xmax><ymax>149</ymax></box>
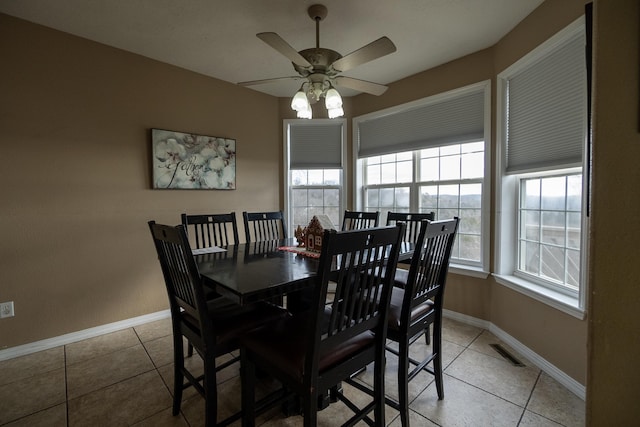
<box><xmin>0</xmin><ymin>0</ymin><xmax>544</xmax><ymax>98</ymax></box>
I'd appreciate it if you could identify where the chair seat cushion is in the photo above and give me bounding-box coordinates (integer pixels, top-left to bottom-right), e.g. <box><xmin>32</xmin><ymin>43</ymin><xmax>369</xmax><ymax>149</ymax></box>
<box><xmin>241</xmin><ymin>314</ymin><xmax>375</xmax><ymax>382</ymax></box>
<box><xmin>182</xmin><ymin>299</ymin><xmax>289</xmax><ymax>351</ymax></box>
<box><xmin>387</xmin><ymin>287</ymin><xmax>434</xmax><ymax>332</ymax></box>
<box><xmin>393</xmin><ymin>268</ymin><xmax>410</xmax><ymax>288</ymax></box>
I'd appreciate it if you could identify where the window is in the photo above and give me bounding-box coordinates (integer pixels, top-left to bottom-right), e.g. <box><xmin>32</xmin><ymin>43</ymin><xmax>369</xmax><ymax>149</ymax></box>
<box><xmin>290</xmin><ymin>169</ymin><xmax>342</xmax><ymax>228</ymax></box>
<box><xmin>517</xmin><ymin>172</ymin><xmax>582</xmax><ymax>292</ymax></box>
<box><xmin>355</xmin><ymin>82</ymin><xmax>490</xmax><ymax>275</ymax></box>
<box><xmin>495</xmin><ymin>17</ymin><xmax>588</xmax><ymax>317</ymax></box>
<box><xmin>284</xmin><ymin>119</ymin><xmax>346</xmax><ymax>233</ymax></box>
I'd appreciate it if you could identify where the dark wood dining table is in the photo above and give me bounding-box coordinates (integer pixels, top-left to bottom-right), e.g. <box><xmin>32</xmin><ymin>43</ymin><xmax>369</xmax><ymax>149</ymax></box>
<box><xmin>196</xmin><ymin>238</ymin><xmax>414</xmax><ymax>307</ymax></box>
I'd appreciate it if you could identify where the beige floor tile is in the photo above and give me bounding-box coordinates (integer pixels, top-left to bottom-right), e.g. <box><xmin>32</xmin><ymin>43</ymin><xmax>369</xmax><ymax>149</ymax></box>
<box><xmin>519</xmin><ymin>410</ymin><xmax>564</xmax><ymax>426</ymax></box>
<box><xmin>131</xmin><ymin>407</ymin><xmax>190</xmax><ymax>427</ymax></box>
<box><xmin>180</xmin><ymin>375</ymin><xmax>244</xmax><ymax>427</ymax></box>
<box><xmin>65</xmin><ymin>328</ymin><xmax>140</xmax><ymax>366</ymax></box>
<box><xmin>144</xmin><ymin>334</ymin><xmax>178</xmax><ymax>368</ymax></box>
<box><xmin>468</xmin><ymin>330</ymin><xmax>534</xmax><ymax>366</ymax></box>
<box><xmin>410</xmin><ymin>374</ymin><xmax>524</xmax><ymax>427</ymax></box>
<box><xmin>0</xmin><ymin>347</ymin><xmax>64</xmax><ymax>386</ymax></box>
<box><xmin>445</xmin><ymin>348</ymin><xmax>540</xmax><ymax>407</ymax></box>
<box><xmin>134</xmin><ymin>317</ymin><xmax>173</xmax><ymax>343</ymax></box>
<box><xmin>441</xmin><ymin>318</ymin><xmax>484</xmax><ymax>347</ymax></box>
<box><xmin>0</xmin><ymin>368</ymin><xmax>66</xmax><ymax>425</ymax></box>
<box><xmin>526</xmin><ymin>372</ymin><xmax>585</xmax><ymax>427</ymax></box>
<box><xmin>66</xmin><ymin>344</ymin><xmax>155</xmax><ymax>399</ymax></box>
<box><xmin>3</xmin><ymin>403</ymin><xmax>67</xmax><ymax>427</ymax></box>
<box><xmin>67</xmin><ymin>370</ymin><xmax>172</xmax><ymax>426</ymax></box>
<box><xmin>387</xmin><ymin>409</ymin><xmax>439</xmax><ymax>427</ymax></box>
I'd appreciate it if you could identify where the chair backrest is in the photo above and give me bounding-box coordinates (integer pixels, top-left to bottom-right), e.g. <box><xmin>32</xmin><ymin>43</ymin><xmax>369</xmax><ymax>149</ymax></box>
<box><xmin>307</xmin><ymin>224</ymin><xmax>405</xmax><ymax>377</ymax></box>
<box><xmin>148</xmin><ymin>221</ymin><xmax>213</xmax><ymax>347</ymax></box>
<box><xmin>386</xmin><ymin>211</ymin><xmax>435</xmax><ymax>243</ymax></box>
<box><xmin>341</xmin><ymin>210</ymin><xmax>380</xmax><ymax>231</ymax></box>
<box><xmin>242</xmin><ymin>211</ymin><xmax>287</xmax><ymax>242</ymax></box>
<box><xmin>181</xmin><ymin>212</ymin><xmax>239</xmax><ymax>248</ymax></box>
<box><xmin>402</xmin><ymin>218</ymin><xmax>459</xmax><ymax>328</ymax></box>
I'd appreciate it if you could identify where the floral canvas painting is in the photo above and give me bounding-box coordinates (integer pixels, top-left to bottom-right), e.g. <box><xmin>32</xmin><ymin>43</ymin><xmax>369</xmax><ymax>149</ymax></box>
<box><xmin>152</xmin><ymin>129</ymin><xmax>236</xmax><ymax>189</ymax></box>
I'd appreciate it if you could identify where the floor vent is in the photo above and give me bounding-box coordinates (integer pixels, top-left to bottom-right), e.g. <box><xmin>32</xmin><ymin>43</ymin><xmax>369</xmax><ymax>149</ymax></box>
<box><xmin>490</xmin><ymin>343</ymin><xmax>525</xmax><ymax>367</ymax></box>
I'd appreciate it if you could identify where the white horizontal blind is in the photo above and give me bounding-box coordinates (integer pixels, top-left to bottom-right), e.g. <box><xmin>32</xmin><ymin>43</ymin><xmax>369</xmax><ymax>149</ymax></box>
<box><xmin>357</xmin><ymin>90</ymin><xmax>484</xmax><ymax>158</ymax></box>
<box><xmin>506</xmin><ymin>28</ymin><xmax>586</xmax><ymax>173</ymax></box>
<box><xmin>290</xmin><ymin>122</ymin><xmax>343</xmax><ymax>169</ymax></box>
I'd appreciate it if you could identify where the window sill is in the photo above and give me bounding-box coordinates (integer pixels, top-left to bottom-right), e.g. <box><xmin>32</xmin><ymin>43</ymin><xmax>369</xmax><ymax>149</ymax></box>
<box><xmin>492</xmin><ymin>274</ymin><xmax>586</xmax><ymax>320</ymax></box>
<box><xmin>449</xmin><ymin>264</ymin><xmax>490</xmax><ymax>279</ymax></box>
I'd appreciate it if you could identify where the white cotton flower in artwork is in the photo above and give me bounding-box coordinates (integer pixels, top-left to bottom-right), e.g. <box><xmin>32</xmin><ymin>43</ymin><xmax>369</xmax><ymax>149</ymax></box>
<box><xmin>199</xmin><ymin>145</ymin><xmax>218</xmax><ymax>160</ymax></box>
<box><xmin>202</xmin><ymin>170</ymin><xmax>221</xmax><ymax>189</ymax></box>
<box><xmin>208</xmin><ymin>156</ymin><xmax>225</xmax><ymax>172</ymax></box>
<box><xmin>220</xmin><ymin>164</ymin><xmax>236</xmax><ymax>188</ymax></box>
<box><xmin>155</xmin><ymin>138</ymin><xmax>186</xmax><ymax>163</ymax></box>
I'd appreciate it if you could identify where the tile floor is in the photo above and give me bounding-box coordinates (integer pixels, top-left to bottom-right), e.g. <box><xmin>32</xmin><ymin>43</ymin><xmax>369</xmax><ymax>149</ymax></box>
<box><xmin>0</xmin><ymin>317</ymin><xmax>585</xmax><ymax>426</ymax></box>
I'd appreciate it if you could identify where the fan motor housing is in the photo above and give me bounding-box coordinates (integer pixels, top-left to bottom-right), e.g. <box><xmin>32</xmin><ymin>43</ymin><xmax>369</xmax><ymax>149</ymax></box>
<box><xmin>295</xmin><ymin>48</ymin><xmax>342</xmax><ymax>76</ymax></box>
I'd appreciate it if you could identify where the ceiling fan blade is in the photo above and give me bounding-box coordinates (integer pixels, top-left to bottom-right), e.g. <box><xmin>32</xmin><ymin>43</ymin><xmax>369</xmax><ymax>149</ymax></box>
<box><xmin>257</xmin><ymin>32</ymin><xmax>312</xmax><ymax>68</ymax></box>
<box><xmin>334</xmin><ymin>76</ymin><xmax>389</xmax><ymax>96</ymax></box>
<box><xmin>237</xmin><ymin>76</ymin><xmax>302</xmax><ymax>87</ymax></box>
<box><xmin>331</xmin><ymin>37</ymin><xmax>397</xmax><ymax>72</ymax></box>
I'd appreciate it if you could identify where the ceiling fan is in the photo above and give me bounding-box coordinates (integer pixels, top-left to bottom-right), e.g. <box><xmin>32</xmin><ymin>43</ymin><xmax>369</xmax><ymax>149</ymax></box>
<box><xmin>238</xmin><ymin>4</ymin><xmax>396</xmax><ymax>118</ymax></box>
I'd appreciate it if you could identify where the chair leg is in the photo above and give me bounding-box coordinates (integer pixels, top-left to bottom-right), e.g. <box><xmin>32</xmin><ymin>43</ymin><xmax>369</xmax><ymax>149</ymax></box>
<box><xmin>433</xmin><ymin>322</ymin><xmax>444</xmax><ymax>400</ymax></box>
<box><xmin>373</xmin><ymin>349</ymin><xmax>387</xmax><ymax>427</ymax></box>
<box><xmin>203</xmin><ymin>353</ymin><xmax>218</xmax><ymax>427</ymax></box>
<box><xmin>424</xmin><ymin>324</ymin><xmax>431</xmax><ymax>346</ymax></box>
<box><xmin>302</xmin><ymin>389</ymin><xmax>318</xmax><ymax>427</ymax></box>
<box><xmin>397</xmin><ymin>339</ymin><xmax>410</xmax><ymax>427</ymax></box>
<box><xmin>241</xmin><ymin>351</ymin><xmax>257</xmax><ymax>427</ymax></box>
<box><xmin>172</xmin><ymin>335</ymin><xmax>185</xmax><ymax>416</ymax></box>
<box><xmin>187</xmin><ymin>342</ymin><xmax>194</xmax><ymax>357</ymax></box>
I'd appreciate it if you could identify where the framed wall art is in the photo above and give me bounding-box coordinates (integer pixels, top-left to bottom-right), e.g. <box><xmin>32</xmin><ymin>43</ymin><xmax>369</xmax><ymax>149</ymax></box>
<box><xmin>151</xmin><ymin>128</ymin><xmax>236</xmax><ymax>190</ymax></box>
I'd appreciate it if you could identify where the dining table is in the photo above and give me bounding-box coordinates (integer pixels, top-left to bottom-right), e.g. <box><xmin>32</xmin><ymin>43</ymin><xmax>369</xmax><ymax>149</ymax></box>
<box><xmin>195</xmin><ymin>238</ymin><xmax>415</xmax><ymax>308</ymax></box>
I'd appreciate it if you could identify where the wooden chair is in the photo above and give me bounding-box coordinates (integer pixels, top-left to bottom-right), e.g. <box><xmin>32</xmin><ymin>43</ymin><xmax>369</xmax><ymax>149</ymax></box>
<box><xmin>242</xmin><ymin>211</ymin><xmax>286</xmax><ymax>242</ymax></box>
<box><xmin>385</xmin><ymin>211</ymin><xmax>436</xmax><ymax>345</ymax></box>
<box><xmin>148</xmin><ymin>221</ymin><xmax>288</xmax><ymax>427</ymax></box>
<box><xmin>341</xmin><ymin>210</ymin><xmax>379</xmax><ymax>231</ymax></box>
<box><xmin>370</xmin><ymin>218</ymin><xmax>459</xmax><ymax>427</ymax></box>
<box><xmin>181</xmin><ymin>212</ymin><xmax>239</xmax><ymax>248</ymax></box>
<box><xmin>240</xmin><ymin>224</ymin><xmax>405</xmax><ymax>427</ymax></box>
<box><xmin>385</xmin><ymin>211</ymin><xmax>435</xmax><ymax>244</ymax></box>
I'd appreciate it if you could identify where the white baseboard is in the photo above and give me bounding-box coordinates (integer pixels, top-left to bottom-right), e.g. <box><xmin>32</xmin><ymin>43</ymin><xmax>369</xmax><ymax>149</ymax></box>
<box><xmin>442</xmin><ymin>309</ymin><xmax>586</xmax><ymax>401</ymax></box>
<box><xmin>0</xmin><ymin>310</ymin><xmax>171</xmax><ymax>362</ymax></box>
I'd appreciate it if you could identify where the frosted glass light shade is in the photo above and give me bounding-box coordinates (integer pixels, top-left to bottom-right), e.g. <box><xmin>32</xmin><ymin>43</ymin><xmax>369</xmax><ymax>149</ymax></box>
<box><xmin>325</xmin><ymin>88</ymin><xmax>343</xmax><ymax>109</ymax></box>
<box><xmin>291</xmin><ymin>90</ymin><xmax>310</xmax><ymax>111</ymax></box>
<box><xmin>297</xmin><ymin>104</ymin><xmax>313</xmax><ymax>119</ymax></box>
<box><xmin>328</xmin><ymin>106</ymin><xmax>344</xmax><ymax>119</ymax></box>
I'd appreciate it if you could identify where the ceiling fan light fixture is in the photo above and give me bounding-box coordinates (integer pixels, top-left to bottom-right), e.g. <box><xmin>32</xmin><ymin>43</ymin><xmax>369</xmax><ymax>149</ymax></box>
<box><xmin>297</xmin><ymin>103</ymin><xmax>313</xmax><ymax>119</ymax></box>
<box><xmin>291</xmin><ymin>89</ymin><xmax>310</xmax><ymax>111</ymax></box>
<box><xmin>328</xmin><ymin>106</ymin><xmax>344</xmax><ymax>119</ymax></box>
<box><xmin>324</xmin><ymin>87</ymin><xmax>342</xmax><ymax>109</ymax></box>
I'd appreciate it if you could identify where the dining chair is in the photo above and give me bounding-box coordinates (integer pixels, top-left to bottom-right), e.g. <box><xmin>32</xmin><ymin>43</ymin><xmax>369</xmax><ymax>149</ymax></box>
<box><xmin>378</xmin><ymin>218</ymin><xmax>459</xmax><ymax>427</ymax></box>
<box><xmin>385</xmin><ymin>211</ymin><xmax>435</xmax><ymax>244</ymax></box>
<box><xmin>240</xmin><ymin>224</ymin><xmax>405</xmax><ymax>427</ymax></box>
<box><xmin>181</xmin><ymin>212</ymin><xmax>239</xmax><ymax>248</ymax></box>
<box><xmin>148</xmin><ymin>221</ymin><xmax>288</xmax><ymax>427</ymax></box>
<box><xmin>242</xmin><ymin>210</ymin><xmax>287</xmax><ymax>242</ymax></box>
<box><xmin>341</xmin><ymin>210</ymin><xmax>379</xmax><ymax>231</ymax></box>
<box><xmin>385</xmin><ymin>211</ymin><xmax>436</xmax><ymax>345</ymax></box>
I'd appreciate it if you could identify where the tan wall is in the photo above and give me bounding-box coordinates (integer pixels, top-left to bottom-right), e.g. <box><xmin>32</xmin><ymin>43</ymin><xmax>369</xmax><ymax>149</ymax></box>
<box><xmin>587</xmin><ymin>0</ymin><xmax>640</xmax><ymax>423</ymax></box>
<box><xmin>0</xmin><ymin>14</ymin><xmax>282</xmax><ymax>348</ymax></box>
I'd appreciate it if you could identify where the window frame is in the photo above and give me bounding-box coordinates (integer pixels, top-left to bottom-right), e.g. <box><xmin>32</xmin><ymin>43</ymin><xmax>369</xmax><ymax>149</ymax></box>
<box><xmin>353</xmin><ymin>81</ymin><xmax>491</xmax><ymax>277</ymax></box>
<box><xmin>494</xmin><ymin>17</ymin><xmax>589</xmax><ymax>319</ymax></box>
<box><xmin>284</xmin><ymin>119</ymin><xmax>347</xmax><ymax>234</ymax></box>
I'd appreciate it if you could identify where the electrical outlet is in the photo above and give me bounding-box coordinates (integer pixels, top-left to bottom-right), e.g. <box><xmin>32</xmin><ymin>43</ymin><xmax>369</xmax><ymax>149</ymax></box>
<box><xmin>0</xmin><ymin>301</ymin><xmax>14</xmax><ymax>318</ymax></box>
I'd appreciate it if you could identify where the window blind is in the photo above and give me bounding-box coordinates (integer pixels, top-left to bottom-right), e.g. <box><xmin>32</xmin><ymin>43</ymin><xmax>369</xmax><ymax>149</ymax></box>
<box><xmin>506</xmin><ymin>29</ymin><xmax>586</xmax><ymax>173</ymax></box>
<box><xmin>289</xmin><ymin>122</ymin><xmax>343</xmax><ymax>169</ymax></box>
<box><xmin>357</xmin><ymin>90</ymin><xmax>484</xmax><ymax>158</ymax></box>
